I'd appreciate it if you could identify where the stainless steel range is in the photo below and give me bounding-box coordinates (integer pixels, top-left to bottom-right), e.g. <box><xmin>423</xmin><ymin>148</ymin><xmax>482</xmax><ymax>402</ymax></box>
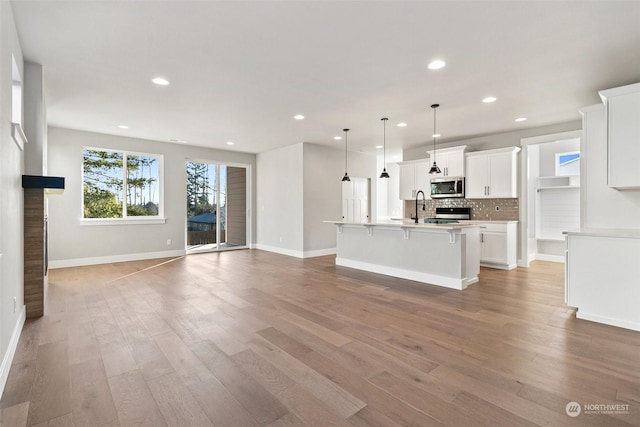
<box><xmin>423</xmin><ymin>207</ymin><xmax>471</xmax><ymax>224</ymax></box>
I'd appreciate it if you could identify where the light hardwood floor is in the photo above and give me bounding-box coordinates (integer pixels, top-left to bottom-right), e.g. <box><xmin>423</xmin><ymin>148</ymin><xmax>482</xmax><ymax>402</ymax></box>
<box><xmin>1</xmin><ymin>250</ymin><xmax>639</xmax><ymax>426</ymax></box>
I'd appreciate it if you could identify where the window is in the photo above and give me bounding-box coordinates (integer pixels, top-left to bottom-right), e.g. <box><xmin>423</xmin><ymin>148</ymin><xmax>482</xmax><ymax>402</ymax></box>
<box><xmin>555</xmin><ymin>151</ymin><xmax>580</xmax><ymax>176</ymax></box>
<box><xmin>83</xmin><ymin>148</ymin><xmax>163</xmax><ymax>220</ymax></box>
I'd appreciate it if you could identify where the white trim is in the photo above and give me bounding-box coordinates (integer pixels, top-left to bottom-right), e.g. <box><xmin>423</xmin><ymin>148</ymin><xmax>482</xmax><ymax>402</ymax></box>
<box><xmin>254</xmin><ymin>244</ymin><xmax>304</xmax><ymax>258</ymax></box>
<box><xmin>253</xmin><ymin>245</ymin><xmax>336</xmax><ymax>259</ymax></box>
<box><xmin>335</xmin><ymin>257</ymin><xmax>476</xmax><ymax>290</ymax></box>
<box><xmin>480</xmin><ymin>262</ymin><xmax>517</xmax><ymax>270</ymax></box>
<box><xmin>48</xmin><ymin>249</ymin><xmax>186</xmax><ymax>269</ymax></box>
<box><xmin>11</xmin><ymin>123</ymin><xmax>27</xmax><ymax>151</ymax></box>
<box><xmin>535</xmin><ymin>253</ymin><xmax>565</xmax><ymax>263</ymax></box>
<box><xmin>303</xmin><ymin>248</ymin><xmax>336</xmax><ymax>258</ymax></box>
<box><xmin>0</xmin><ymin>305</ymin><xmax>26</xmax><ymax>396</ymax></box>
<box><xmin>576</xmin><ymin>310</ymin><xmax>640</xmax><ymax>332</ymax></box>
<box><xmin>80</xmin><ymin>218</ymin><xmax>167</xmax><ymax>226</ymax></box>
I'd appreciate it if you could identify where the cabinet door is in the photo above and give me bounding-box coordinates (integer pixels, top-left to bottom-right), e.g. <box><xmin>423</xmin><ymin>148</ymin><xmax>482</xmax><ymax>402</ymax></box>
<box><xmin>445</xmin><ymin>151</ymin><xmax>465</xmax><ymax>177</ymax></box>
<box><xmin>465</xmin><ymin>155</ymin><xmax>488</xmax><ymax>198</ymax></box>
<box><xmin>481</xmin><ymin>231</ymin><xmax>508</xmax><ymax>264</ymax></box>
<box><xmin>608</xmin><ymin>92</ymin><xmax>640</xmax><ymax>188</ymax></box>
<box><xmin>414</xmin><ymin>161</ymin><xmax>431</xmax><ymax>199</ymax></box>
<box><xmin>487</xmin><ymin>152</ymin><xmax>516</xmax><ymax>197</ymax></box>
<box><xmin>342</xmin><ymin>181</ymin><xmax>353</xmax><ymax>220</ymax></box>
<box><xmin>398</xmin><ymin>164</ymin><xmax>416</xmax><ymax>200</ymax></box>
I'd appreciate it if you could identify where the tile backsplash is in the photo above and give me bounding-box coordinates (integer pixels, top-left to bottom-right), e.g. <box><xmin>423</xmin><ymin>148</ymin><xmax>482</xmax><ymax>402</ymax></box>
<box><xmin>403</xmin><ymin>198</ymin><xmax>519</xmax><ymax>221</ymax></box>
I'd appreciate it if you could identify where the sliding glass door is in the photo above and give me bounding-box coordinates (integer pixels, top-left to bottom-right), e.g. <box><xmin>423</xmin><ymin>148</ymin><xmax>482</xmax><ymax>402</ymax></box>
<box><xmin>186</xmin><ymin>161</ymin><xmax>248</xmax><ymax>252</ymax></box>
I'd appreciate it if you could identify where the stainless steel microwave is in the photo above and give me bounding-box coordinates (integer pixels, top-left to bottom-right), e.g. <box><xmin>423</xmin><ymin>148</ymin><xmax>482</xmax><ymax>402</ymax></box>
<box><xmin>430</xmin><ymin>177</ymin><xmax>465</xmax><ymax>198</ymax></box>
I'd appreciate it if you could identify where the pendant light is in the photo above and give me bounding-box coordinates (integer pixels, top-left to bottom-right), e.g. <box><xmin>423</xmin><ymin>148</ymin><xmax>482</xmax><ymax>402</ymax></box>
<box><xmin>341</xmin><ymin>128</ymin><xmax>351</xmax><ymax>182</ymax></box>
<box><xmin>429</xmin><ymin>103</ymin><xmax>442</xmax><ymax>174</ymax></box>
<box><xmin>379</xmin><ymin>118</ymin><xmax>390</xmax><ymax>178</ymax></box>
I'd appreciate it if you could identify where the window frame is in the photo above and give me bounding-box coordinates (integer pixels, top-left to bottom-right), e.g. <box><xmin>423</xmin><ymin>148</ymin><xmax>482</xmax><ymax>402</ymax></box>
<box><xmin>81</xmin><ymin>146</ymin><xmax>165</xmax><ymax>225</ymax></box>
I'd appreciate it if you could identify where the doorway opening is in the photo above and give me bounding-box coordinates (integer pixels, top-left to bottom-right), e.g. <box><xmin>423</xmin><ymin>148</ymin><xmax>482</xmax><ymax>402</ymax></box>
<box><xmin>519</xmin><ymin>130</ymin><xmax>581</xmax><ymax>266</ymax></box>
<box><xmin>186</xmin><ymin>161</ymin><xmax>248</xmax><ymax>253</ymax></box>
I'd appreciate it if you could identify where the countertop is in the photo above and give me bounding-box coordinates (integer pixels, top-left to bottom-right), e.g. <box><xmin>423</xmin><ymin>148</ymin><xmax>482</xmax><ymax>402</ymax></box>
<box><xmin>563</xmin><ymin>228</ymin><xmax>640</xmax><ymax>239</ymax></box>
<box><xmin>324</xmin><ymin>220</ymin><xmax>480</xmax><ymax>230</ymax></box>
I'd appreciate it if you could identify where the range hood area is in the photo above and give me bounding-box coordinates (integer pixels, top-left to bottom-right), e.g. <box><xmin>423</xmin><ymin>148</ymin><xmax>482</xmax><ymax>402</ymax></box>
<box><xmin>22</xmin><ymin>174</ymin><xmax>64</xmax><ymax>318</ymax></box>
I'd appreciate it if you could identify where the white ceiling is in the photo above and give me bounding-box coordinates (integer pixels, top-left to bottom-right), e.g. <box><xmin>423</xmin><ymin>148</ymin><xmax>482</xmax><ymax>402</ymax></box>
<box><xmin>10</xmin><ymin>0</ymin><xmax>640</xmax><ymax>155</ymax></box>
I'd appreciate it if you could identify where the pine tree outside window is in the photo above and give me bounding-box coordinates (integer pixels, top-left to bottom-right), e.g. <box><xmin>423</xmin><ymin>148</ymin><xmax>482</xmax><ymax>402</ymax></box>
<box><xmin>82</xmin><ymin>148</ymin><xmax>163</xmax><ymax>220</ymax></box>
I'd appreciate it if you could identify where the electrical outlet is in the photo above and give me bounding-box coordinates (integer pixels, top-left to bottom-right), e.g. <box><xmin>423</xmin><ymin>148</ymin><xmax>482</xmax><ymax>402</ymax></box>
<box><xmin>279</xmin><ymin>236</ymin><xmax>283</xmax><ymax>243</ymax></box>
<box><xmin>166</xmin><ymin>239</ymin><xmax>171</xmax><ymax>245</ymax></box>
<box><xmin>13</xmin><ymin>296</ymin><xmax>17</xmax><ymax>313</ymax></box>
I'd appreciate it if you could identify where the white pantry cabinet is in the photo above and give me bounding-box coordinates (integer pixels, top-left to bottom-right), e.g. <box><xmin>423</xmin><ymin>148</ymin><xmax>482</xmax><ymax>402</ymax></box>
<box><xmin>478</xmin><ymin>222</ymin><xmax>518</xmax><ymax>270</ymax></box>
<box><xmin>426</xmin><ymin>146</ymin><xmax>468</xmax><ymax>178</ymax></box>
<box><xmin>398</xmin><ymin>160</ymin><xmax>430</xmax><ymax>200</ymax></box>
<box><xmin>342</xmin><ymin>177</ymin><xmax>370</xmax><ymax>222</ymax></box>
<box><xmin>465</xmin><ymin>147</ymin><xmax>520</xmax><ymax>199</ymax></box>
<box><xmin>599</xmin><ymin>82</ymin><xmax>640</xmax><ymax>189</ymax></box>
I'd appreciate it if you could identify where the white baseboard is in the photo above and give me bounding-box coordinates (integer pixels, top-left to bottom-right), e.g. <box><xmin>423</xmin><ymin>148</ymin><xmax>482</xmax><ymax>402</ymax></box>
<box><xmin>576</xmin><ymin>310</ymin><xmax>640</xmax><ymax>332</ymax></box>
<box><xmin>0</xmin><ymin>305</ymin><xmax>26</xmax><ymax>396</ymax></box>
<box><xmin>303</xmin><ymin>248</ymin><xmax>336</xmax><ymax>258</ymax></box>
<box><xmin>335</xmin><ymin>257</ymin><xmax>474</xmax><ymax>290</ymax></box>
<box><xmin>48</xmin><ymin>249</ymin><xmax>186</xmax><ymax>269</ymax></box>
<box><xmin>535</xmin><ymin>253</ymin><xmax>565</xmax><ymax>263</ymax></box>
<box><xmin>254</xmin><ymin>244</ymin><xmax>336</xmax><ymax>259</ymax></box>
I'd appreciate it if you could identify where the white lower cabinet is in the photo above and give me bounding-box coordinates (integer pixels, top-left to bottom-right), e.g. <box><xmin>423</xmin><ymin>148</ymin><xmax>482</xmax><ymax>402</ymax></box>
<box><xmin>478</xmin><ymin>222</ymin><xmax>517</xmax><ymax>270</ymax></box>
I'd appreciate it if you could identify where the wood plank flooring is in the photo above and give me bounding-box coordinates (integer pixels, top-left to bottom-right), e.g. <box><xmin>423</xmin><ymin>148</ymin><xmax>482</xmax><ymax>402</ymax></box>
<box><xmin>1</xmin><ymin>250</ymin><xmax>639</xmax><ymax>426</ymax></box>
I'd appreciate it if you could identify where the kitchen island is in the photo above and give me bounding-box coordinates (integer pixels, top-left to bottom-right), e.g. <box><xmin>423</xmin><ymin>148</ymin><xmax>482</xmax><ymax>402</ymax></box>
<box><xmin>326</xmin><ymin>220</ymin><xmax>480</xmax><ymax>290</ymax></box>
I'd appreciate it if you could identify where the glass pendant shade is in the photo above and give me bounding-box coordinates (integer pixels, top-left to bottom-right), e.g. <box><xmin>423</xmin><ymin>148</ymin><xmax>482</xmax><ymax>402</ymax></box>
<box><xmin>341</xmin><ymin>128</ymin><xmax>350</xmax><ymax>182</ymax></box>
<box><xmin>429</xmin><ymin>104</ymin><xmax>441</xmax><ymax>174</ymax></box>
<box><xmin>379</xmin><ymin>117</ymin><xmax>390</xmax><ymax>179</ymax></box>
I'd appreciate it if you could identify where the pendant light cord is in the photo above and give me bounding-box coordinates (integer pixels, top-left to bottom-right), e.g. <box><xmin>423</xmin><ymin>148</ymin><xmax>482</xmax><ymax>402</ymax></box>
<box><xmin>344</xmin><ymin>128</ymin><xmax>349</xmax><ymax>172</ymax></box>
<box><xmin>433</xmin><ymin>106</ymin><xmax>437</xmax><ymax>153</ymax></box>
<box><xmin>383</xmin><ymin>118</ymin><xmax>387</xmax><ymax>165</ymax></box>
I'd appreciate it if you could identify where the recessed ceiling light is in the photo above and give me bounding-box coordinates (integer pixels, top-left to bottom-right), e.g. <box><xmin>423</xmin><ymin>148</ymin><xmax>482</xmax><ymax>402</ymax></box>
<box><xmin>117</xmin><ymin>125</ymin><xmax>129</xmax><ymax>129</ymax></box>
<box><xmin>334</xmin><ymin>136</ymin><xmax>342</xmax><ymax>140</ymax></box>
<box><xmin>482</xmin><ymin>96</ymin><xmax>497</xmax><ymax>103</ymax></box>
<box><xmin>428</xmin><ymin>60</ymin><xmax>446</xmax><ymax>70</ymax></box>
<box><xmin>397</xmin><ymin>122</ymin><xmax>407</xmax><ymax>127</ymax></box>
<box><xmin>293</xmin><ymin>114</ymin><xmax>305</xmax><ymax>120</ymax></box>
<box><xmin>432</xmin><ymin>133</ymin><xmax>441</xmax><ymax>138</ymax></box>
<box><xmin>376</xmin><ymin>145</ymin><xmax>383</xmax><ymax>149</ymax></box>
<box><xmin>152</xmin><ymin>77</ymin><xmax>170</xmax><ymax>86</ymax></box>
<box><xmin>168</xmin><ymin>138</ymin><xmax>187</xmax><ymax>143</ymax></box>
<box><xmin>226</xmin><ymin>141</ymin><xmax>235</xmax><ymax>145</ymax></box>
<box><xmin>515</xmin><ymin>117</ymin><xmax>527</xmax><ymax>122</ymax></box>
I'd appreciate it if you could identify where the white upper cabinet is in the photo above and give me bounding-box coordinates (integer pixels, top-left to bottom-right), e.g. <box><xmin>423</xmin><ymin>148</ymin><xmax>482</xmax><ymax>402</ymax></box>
<box><xmin>398</xmin><ymin>160</ymin><xmax>430</xmax><ymax>200</ymax></box>
<box><xmin>465</xmin><ymin>147</ymin><xmax>520</xmax><ymax>199</ymax></box>
<box><xmin>426</xmin><ymin>146</ymin><xmax>468</xmax><ymax>178</ymax></box>
<box><xmin>599</xmin><ymin>82</ymin><xmax>640</xmax><ymax>189</ymax></box>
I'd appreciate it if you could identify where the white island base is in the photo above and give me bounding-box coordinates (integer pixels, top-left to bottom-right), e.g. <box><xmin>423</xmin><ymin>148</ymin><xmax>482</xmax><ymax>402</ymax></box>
<box><xmin>328</xmin><ymin>221</ymin><xmax>480</xmax><ymax>290</ymax></box>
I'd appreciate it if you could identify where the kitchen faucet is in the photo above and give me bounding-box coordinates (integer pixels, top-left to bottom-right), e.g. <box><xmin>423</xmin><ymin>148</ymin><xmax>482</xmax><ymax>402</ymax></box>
<box><xmin>412</xmin><ymin>190</ymin><xmax>426</xmax><ymax>223</ymax></box>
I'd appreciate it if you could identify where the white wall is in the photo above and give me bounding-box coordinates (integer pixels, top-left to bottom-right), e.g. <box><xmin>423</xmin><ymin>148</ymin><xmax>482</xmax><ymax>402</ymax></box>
<box><xmin>256</xmin><ymin>142</ymin><xmax>377</xmax><ymax>257</ymax></box>
<box><xmin>538</xmin><ymin>138</ymin><xmax>580</xmax><ymax>177</ymax></box>
<box><xmin>47</xmin><ymin>127</ymin><xmax>256</xmax><ymax>266</ymax></box>
<box><xmin>256</xmin><ymin>143</ymin><xmax>304</xmax><ymax>253</ymax></box>
<box><xmin>581</xmin><ymin>104</ymin><xmax>640</xmax><ymax>229</ymax></box>
<box><xmin>0</xmin><ymin>0</ymin><xmax>26</xmax><ymax>395</ymax></box>
<box><xmin>23</xmin><ymin>61</ymin><xmax>46</xmax><ymax>176</ymax></box>
<box><xmin>303</xmin><ymin>143</ymin><xmax>376</xmax><ymax>253</ymax></box>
